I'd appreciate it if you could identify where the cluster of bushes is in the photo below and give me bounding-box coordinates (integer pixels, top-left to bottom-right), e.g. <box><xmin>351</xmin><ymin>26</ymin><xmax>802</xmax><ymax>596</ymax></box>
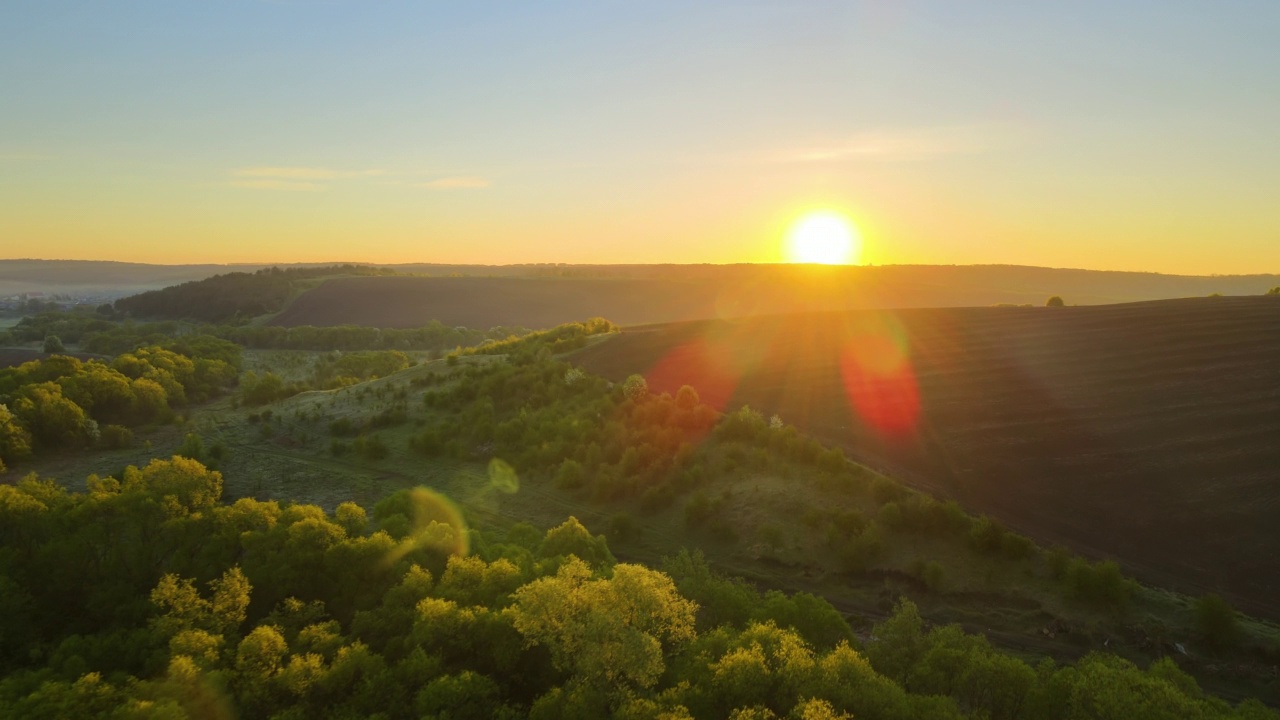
<box><xmin>331</xmin><ymin>433</ymin><xmax>390</xmax><ymax>461</ymax></box>
<box><xmin>716</xmin><ymin>404</ymin><xmax>859</xmax><ymax>475</ymax></box>
<box><xmin>220</xmin><ymin>321</ymin><xmax>531</xmax><ymax>352</ymax></box>
<box><xmin>312</xmin><ymin>350</ymin><xmax>412</xmax><ymax>388</ymax></box>
<box><xmin>4</xmin><ymin>309</ymin><xmax>533</xmax><ymax>357</ymax></box>
<box><xmin>3</xmin><ymin>310</ymin><xmax>128</xmax><ymax>346</ymax></box>
<box><xmin>238</xmin><ymin>350</ymin><xmax>414</xmax><ymax>407</ymax></box>
<box><xmin>463</xmin><ymin>317</ymin><xmax>617</xmax><ymax>358</ymax></box>
<box><xmin>414</xmin><ymin>355</ymin><xmax>719</xmax><ymax>508</ymax></box>
<box><xmin>1047</xmin><ymin>548</ymin><xmax>1138</xmax><ymax>610</ymax></box>
<box><xmin>0</xmin><ymin>345</ymin><xmax>239</xmax><ymax>471</ymax></box>
<box><xmin>0</xmin><ymin>463</ymin><xmax>1269</xmax><ymax>719</ymax></box>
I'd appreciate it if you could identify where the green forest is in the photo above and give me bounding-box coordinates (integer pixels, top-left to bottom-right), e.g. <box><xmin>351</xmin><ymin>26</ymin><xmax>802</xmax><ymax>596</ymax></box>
<box><xmin>1</xmin><ymin>460</ymin><xmax>1273</xmax><ymax>719</ymax></box>
<box><xmin>1</xmin><ymin>312</ymin><xmax>1278</xmax><ymax>718</ymax></box>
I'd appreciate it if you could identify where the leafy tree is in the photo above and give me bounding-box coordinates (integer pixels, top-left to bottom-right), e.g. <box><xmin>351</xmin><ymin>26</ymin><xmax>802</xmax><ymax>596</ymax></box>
<box><xmin>42</xmin><ymin>334</ymin><xmax>65</xmax><ymax>354</ymax></box>
<box><xmin>10</xmin><ymin>382</ymin><xmax>92</xmax><ymax>449</ymax></box>
<box><xmin>1045</xmin><ymin>296</ymin><xmax>1065</xmax><ymax>307</ymax></box>
<box><xmin>0</xmin><ymin>404</ymin><xmax>34</xmax><ymax>468</ymax></box>
<box><xmin>866</xmin><ymin>598</ymin><xmax>928</xmax><ymax>684</ymax></box>
<box><xmin>177</xmin><ymin>432</ymin><xmax>205</xmax><ymax>461</ymax></box>
<box><xmin>623</xmin><ymin>374</ymin><xmax>649</xmax><ymax>402</ymax></box>
<box><xmin>240</xmin><ymin>371</ymin><xmax>287</xmax><ymax>406</ymax></box>
<box><xmin>122</xmin><ymin>455</ymin><xmax>224</xmax><ymax>515</ymax></box>
<box><xmin>1194</xmin><ymin>593</ymin><xmax>1240</xmax><ymax>650</ymax></box>
<box><xmin>1268</xmin><ymin>286</ymin><xmax>1280</xmax><ymax>295</ymax></box>
<box><xmin>509</xmin><ymin>558</ymin><xmax>697</xmax><ymax>693</ymax></box>
<box><xmin>539</xmin><ymin>517</ymin><xmax>615</xmax><ymax>568</ymax></box>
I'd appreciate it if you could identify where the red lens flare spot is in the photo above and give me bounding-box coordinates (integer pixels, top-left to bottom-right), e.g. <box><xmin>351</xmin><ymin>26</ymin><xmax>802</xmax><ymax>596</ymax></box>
<box><xmin>839</xmin><ymin>335</ymin><xmax>921</xmax><ymax>438</ymax></box>
<box><xmin>644</xmin><ymin>338</ymin><xmax>741</xmax><ymax>413</ymax></box>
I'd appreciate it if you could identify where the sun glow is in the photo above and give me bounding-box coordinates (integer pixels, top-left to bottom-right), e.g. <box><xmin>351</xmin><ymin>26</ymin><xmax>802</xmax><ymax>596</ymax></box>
<box><xmin>786</xmin><ymin>212</ymin><xmax>861</xmax><ymax>265</ymax></box>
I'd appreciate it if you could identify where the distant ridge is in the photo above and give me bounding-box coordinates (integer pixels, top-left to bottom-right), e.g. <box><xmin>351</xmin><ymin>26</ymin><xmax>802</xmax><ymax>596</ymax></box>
<box><xmin>6</xmin><ymin>259</ymin><xmax>1279</xmax><ymax>314</ymax></box>
<box><xmin>267</xmin><ymin>266</ymin><xmax>1280</xmax><ymax>329</ymax></box>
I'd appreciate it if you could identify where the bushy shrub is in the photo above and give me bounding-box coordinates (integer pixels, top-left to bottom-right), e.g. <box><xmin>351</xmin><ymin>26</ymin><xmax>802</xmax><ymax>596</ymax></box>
<box><xmin>100</xmin><ymin>424</ymin><xmax>134</xmax><ymax>449</ymax></box>
<box><xmin>1063</xmin><ymin>558</ymin><xmax>1135</xmax><ymax>610</ymax></box>
<box><xmin>1195</xmin><ymin>594</ymin><xmax>1240</xmax><ymax>650</ymax></box>
<box><xmin>969</xmin><ymin>516</ymin><xmax>1007</xmax><ymax>554</ymax></box>
<box><xmin>352</xmin><ymin>434</ymin><xmax>388</xmax><ymax>461</ymax></box>
<box><xmin>838</xmin><ymin>522</ymin><xmax>885</xmax><ymax>573</ymax></box>
<box><xmin>914</xmin><ymin>560</ymin><xmax>945</xmax><ymax>592</ymax></box>
<box><xmin>622</xmin><ymin>374</ymin><xmax>649</xmax><ymax>402</ymax></box>
<box><xmin>684</xmin><ymin>492</ymin><xmax>715</xmax><ymax>527</ymax></box>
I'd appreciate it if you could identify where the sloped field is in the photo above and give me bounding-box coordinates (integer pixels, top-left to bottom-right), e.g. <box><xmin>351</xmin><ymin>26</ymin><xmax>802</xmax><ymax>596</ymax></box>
<box><xmin>573</xmin><ymin>295</ymin><xmax>1280</xmax><ymax>617</ymax></box>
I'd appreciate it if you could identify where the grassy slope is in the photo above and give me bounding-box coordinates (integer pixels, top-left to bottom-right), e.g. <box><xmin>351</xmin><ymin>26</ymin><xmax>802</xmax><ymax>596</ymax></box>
<box><xmin>572</xmin><ymin>295</ymin><xmax>1280</xmax><ymax>620</ymax></box>
<box><xmin>15</xmin><ymin>346</ymin><xmax>1280</xmax><ymax>705</ymax></box>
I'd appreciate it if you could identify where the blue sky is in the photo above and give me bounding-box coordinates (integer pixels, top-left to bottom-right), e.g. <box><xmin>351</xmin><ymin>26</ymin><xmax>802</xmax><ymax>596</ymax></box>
<box><xmin>2</xmin><ymin>1</ymin><xmax>1278</xmax><ymax>271</ymax></box>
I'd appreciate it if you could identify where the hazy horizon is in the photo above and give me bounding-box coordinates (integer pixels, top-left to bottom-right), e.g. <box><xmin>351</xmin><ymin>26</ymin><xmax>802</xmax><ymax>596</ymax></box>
<box><xmin>5</xmin><ymin>256</ymin><xmax>1280</xmax><ymax>278</ymax></box>
<box><xmin>3</xmin><ymin>2</ymin><xmax>1278</xmax><ymax>273</ymax></box>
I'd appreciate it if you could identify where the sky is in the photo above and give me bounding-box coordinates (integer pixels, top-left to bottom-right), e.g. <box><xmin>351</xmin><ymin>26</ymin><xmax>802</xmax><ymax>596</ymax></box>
<box><xmin>1</xmin><ymin>1</ymin><xmax>1278</xmax><ymax>273</ymax></box>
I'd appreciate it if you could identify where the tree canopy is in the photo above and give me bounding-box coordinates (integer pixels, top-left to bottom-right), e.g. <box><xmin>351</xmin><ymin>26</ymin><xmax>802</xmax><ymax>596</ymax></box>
<box><xmin>0</xmin><ymin>458</ymin><xmax>1273</xmax><ymax>719</ymax></box>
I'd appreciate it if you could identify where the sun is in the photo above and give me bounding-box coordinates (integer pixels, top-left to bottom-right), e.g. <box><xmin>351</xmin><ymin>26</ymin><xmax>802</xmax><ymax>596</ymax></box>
<box><xmin>786</xmin><ymin>212</ymin><xmax>861</xmax><ymax>265</ymax></box>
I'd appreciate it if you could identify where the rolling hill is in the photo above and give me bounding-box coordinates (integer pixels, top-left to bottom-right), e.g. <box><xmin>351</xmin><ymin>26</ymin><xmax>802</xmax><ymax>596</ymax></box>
<box><xmin>266</xmin><ymin>265</ymin><xmax>1280</xmax><ymax>330</ymax></box>
<box><xmin>572</xmin><ymin>295</ymin><xmax>1280</xmax><ymax>618</ymax></box>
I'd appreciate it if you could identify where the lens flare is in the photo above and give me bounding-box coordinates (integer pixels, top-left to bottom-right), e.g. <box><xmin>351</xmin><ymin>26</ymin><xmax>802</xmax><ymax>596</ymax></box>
<box><xmin>645</xmin><ymin>342</ymin><xmax>732</xmax><ymax>411</ymax></box>
<box><xmin>488</xmin><ymin>458</ymin><xmax>520</xmax><ymax>494</ymax></box>
<box><xmin>838</xmin><ymin>315</ymin><xmax>921</xmax><ymax>437</ymax></box>
<box><xmin>384</xmin><ymin>487</ymin><xmax>469</xmax><ymax>565</ymax></box>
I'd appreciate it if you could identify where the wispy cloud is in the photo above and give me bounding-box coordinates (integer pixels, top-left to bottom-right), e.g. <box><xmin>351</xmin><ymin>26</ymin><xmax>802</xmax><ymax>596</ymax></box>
<box><xmin>229</xmin><ymin>179</ymin><xmax>325</xmax><ymax>192</ymax></box>
<box><xmin>228</xmin><ymin>166</ymin><xmax>384</xmax><ymax>191</ymax></box>
<box><xmin>419</xmin><ymin>176</ymin><xmax>491</xmax><ymax>189</ymax></box>
<box><xmin>774</xmin><ymin>124</ymin><xmax>1029</xmax><ymax>164</ymax></box>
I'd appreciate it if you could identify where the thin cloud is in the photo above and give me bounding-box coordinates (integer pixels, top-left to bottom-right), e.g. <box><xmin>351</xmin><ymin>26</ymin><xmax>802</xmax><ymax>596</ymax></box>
<box><xmin>230</xmin><ymin>179</ymin><xmax>325</xmax><ymax>191</ymax></box>
<box><xmin>776</xmin><ymin>124</ymin><xmax>1029</xmax><ymax>164</ymax></box>
<box><xmin>419</xmin><ymin>176</ymin><xmax>490</xmax><ymax>189</ymax></box>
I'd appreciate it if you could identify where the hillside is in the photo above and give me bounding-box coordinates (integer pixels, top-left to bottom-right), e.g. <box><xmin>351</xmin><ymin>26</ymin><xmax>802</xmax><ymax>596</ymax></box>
<box><xmin>572</xmin><ymin>295</ymin><xmax>1280</xmax><ymax>618</ymax></box>
<box><xmin>8</xmin><ymin>322</ymin><xmax>1280</xmax><ymax>707</ymax></box>
<box><xmin>268</xmin><ymin>266</ymin><xmax>1280</xmax><ymax>329</ymax></box>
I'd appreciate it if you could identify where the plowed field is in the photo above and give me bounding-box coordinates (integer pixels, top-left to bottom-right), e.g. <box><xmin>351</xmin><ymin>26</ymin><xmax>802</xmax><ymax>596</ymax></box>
<box><xmin>572</xmin><ymin>295</ymin><xmax>1280</xmax><ymax>617</ymax></box>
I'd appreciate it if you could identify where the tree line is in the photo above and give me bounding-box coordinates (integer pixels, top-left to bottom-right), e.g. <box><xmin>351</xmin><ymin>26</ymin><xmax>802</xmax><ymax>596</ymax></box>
<box><xmin>2</xmin><ymin>310</ymin><xmax>532</xmax><ymax>356</ymax></box>
<box><xmin>112</xmin><ymin>265</ymin><xmax>398</xmax><ymax>323</ymax></box>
